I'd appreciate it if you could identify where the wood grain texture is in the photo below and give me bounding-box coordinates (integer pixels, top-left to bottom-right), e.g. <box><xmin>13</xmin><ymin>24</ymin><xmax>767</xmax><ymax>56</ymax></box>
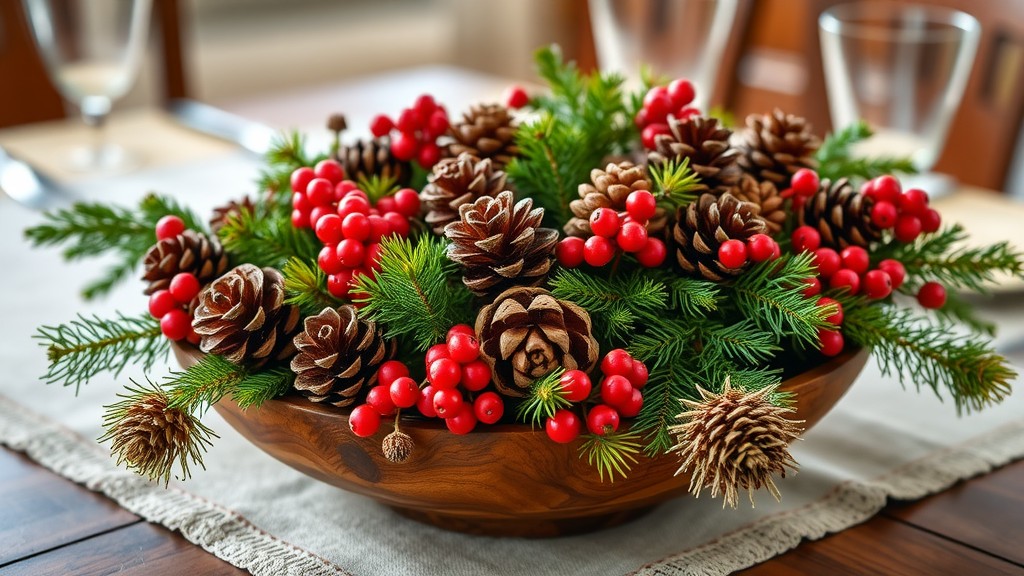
<box><xmin>175</xmin><ymin>344</ymin><xmax>869</xmax><ymax>537</ymax></box>
<box><xmin>0</xmin><ymin>448</ymin><xmax>138</xmax><ymax>567</ymax></box>
<box><xmin>885</xmin><ymin>458</ymin><xmax>1024</xmax><ymax>566</ymax></box>
<box><xmin>737</xmin><ymin>516</ymin><xmax>1024</xmax><ymax>576</ymax></box>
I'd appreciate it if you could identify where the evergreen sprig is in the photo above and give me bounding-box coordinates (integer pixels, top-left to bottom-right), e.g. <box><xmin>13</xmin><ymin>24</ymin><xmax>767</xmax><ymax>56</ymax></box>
<box><xmin>258</xmin><ymin>131</ymin><xmax>313</xmax><ymax>199</ymax></box>
<box><xmin>357</xmin><ymin>174</ymin><xmax>399</xmax><ymax>204</ymax></box>
<box><xmin>649</xmin><ymin>157</ymin><xmax>702</xmax><ymax>210</ymax></box>
<box><xmin>282</xmin><ymin>257</ymin><xmax>344</xmax><ymax>317</ymax></box>
<box><xmin>815</xmin><ymin>121</ymin><xmax>917</xmax><ymax>181</ymax></box>
<box><xmin>217</xmin><ymin>204</ymin><xmax>319</xmax><ymax>270</ymax></box>
<box><xmin>514</xmin><ymin>368</ymin><xmax>569</xmax><ymax>428</ymax></box>
<box><xmin>353</xmin><ymin>236</ymin><xmax>473</xmax><ymax>351</ymax></box>
<box><xmin>165</xmin><ymin>354</ymin><xmax>292</xmax><ymax>412</ymax></box>
<box><xmin>632</xmin><ymin>359</ymin><xmax>699</xmax><ymax>455</ymax></box>
<box><xmin>843</xmin><ymin>304</ymin><xmax>1015</xmax><ymax>414</ymax></box>
<box><xmin>35</xmin><ymin>312</ymin><xmax>168</xmax><ymax>392</ymax></box>
<box><xmin>628</xmin><ymin>319</ymin><xmax>698</xmax><ymax>369</ymax></box>
<box><xmin>659</xmin><ymin>274</ymin><xmax>721</xmax><ymax>317</ymax></box>
<box><xmin>549</xmin><ymin>269</ymin><xmax>667</xmax><ymax>344</ymax></box>
<box><xmin>579</xmin><ymin>430</ymin><xmax>642</xmax><ymax>482</ymax></box>
<box><xmin>700</xmin><ymin>320</ymin><xmax>781</xmax><ymax>366</ymax></box>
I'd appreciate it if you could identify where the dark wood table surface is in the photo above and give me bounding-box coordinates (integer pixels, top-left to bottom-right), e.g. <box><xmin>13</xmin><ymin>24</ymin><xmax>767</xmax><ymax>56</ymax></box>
<box><xmin>0</xmin><ymin>446</ymin><xmax>1020</xmax><ymax>575</ymax></box>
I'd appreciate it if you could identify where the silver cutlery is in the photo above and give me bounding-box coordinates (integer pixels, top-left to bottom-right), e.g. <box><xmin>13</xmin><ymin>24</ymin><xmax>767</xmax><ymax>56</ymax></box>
<box><xmin>0</xmin><ymin>146</ymin><xmax>77</xmax><ymax>211</ymax></box>
<box><xmin>166</xmin><ymin>99</ymin><xmax>278</xmax><ymax>157</ymax></box>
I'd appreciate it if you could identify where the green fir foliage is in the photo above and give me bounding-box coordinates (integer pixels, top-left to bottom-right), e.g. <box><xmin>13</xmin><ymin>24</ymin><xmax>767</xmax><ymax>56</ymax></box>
<box><xmin>815</xmin><ymin>121</ymin><xmax>917</xmax><ymax>181</ymax></box>
<box><xmin>649</xmin><ymin>157</ymin><xmax>702</xmax><ymax>210</ymax></box>
<box><xmin>631</xmin><ymin>359</ymin><xmax>700</xmax><ymax>455</ymax></box>
<box><xmin>282</xmin><ymin>257</ymin><xmax>344</xmax><ymax>317</ymax></box>
<box><xmin>217</xmin><ymin>203</ymin><xmax>319</xmax><ymax>270</ymax></box>
<box><xmin>549</xmin><ymin>268</ymin><xmax>667</xmax><ymax>344</ymax></box>
<box><xmin>165</xmin><ymin>354</ymin><xmax>293</xmax><ymax>413</ymax></box>
<box><xmin>579</xmin><ymin>430</ymin><xmax>642</xmax><ymax>482</ymax></box>
<box><xmin>515</xmin><ymin>368</ymin><xmax>569</xmax><ymax>428</ymax></box>
<box><xmin>258</xmin><ymin>131</ymin><xmax>313</xmax><ymax>199</ymax></box>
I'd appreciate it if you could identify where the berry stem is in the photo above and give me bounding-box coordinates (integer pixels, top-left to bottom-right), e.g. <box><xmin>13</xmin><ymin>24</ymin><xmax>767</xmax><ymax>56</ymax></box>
<box><xmin>608</xmin><ymin>251</ymin><xmax>623</xmax><ymax>280</ymax></box>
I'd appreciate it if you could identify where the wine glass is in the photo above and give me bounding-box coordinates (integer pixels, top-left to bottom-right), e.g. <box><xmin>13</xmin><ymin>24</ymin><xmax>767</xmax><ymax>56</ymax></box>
<box><xmin>22</xmin><ymin>0</ymin><xmax>152</xmax><ymax>172</ymax></box>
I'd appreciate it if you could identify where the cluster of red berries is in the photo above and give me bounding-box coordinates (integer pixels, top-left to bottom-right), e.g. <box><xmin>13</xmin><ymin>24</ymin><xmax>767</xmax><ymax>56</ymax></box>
<box><xmin>290</xmin><ymin>161</ymin><xmax>420</xmax><ymax>299</ymax></box>
<box><xmin>148</xmin><ymin>216</ymin><xmax>202</xmax><ymax>343</ymax></box>
<box><xmin>635</xmin><ymin>79</ymin><xmax>699</xmax><ymax>150</ymax></box>
<box><xmin>814</xmin><ymin>296</ymin><xmax>846</xmax><ymax>357</ymax></box>
<box><xmin>794</xmin><ymin>228</ymin><xmax>906</xmax><ymax>301</ymax></box>
<box><xmin>369</xmin><ymin>94</ymin><xmax>449</xmax><ymax>169</ymax></box>
<box><xmin>545</xmin><ymin>349</ymin><xmax>649</xmax><ymax>444</ymax></box>
<box><xmin>556</xmin><ymin>190</ymin><xmax>668</xmax><ymax>269</ymax></box>
<box><xmin>862</xmin><ymin>175</ymin><xmax>941</xmax><ymax>243</ymax></box>
<box><xmin>718</xmin><ymin>234</ymin><xmax>782</xmax><ymax>269</ymax></box>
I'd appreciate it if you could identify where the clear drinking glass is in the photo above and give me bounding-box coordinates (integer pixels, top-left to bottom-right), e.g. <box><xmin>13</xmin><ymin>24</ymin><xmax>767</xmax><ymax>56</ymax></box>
<box><xmin>819</xmin><ymin>2</ymin><xmax>980</xmax><ymax>175</ymax></box>
<box><xmin>589</xmin><ymin>0</ymin><xmax>738</xmax><ymax>110</ymax></box>
<box><xmin>22</xmin><ymin>0</ymin><xmax>152</xmax><ymax>171</ymax></box>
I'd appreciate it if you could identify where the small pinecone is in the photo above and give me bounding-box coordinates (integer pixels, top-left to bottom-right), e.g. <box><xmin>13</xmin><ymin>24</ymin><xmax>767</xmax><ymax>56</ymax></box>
<box><xmin>209</xmin><ymin>196</ymin><xmax>255</xmax><ymax>234</ymax></box>
<box><xmin>736</xmin><ymin>109</ymin><xmax>820</xmax><ymax>189</ymax></box>
<box><xmin>420</xmin><ymin>153</ymin><xmax>508</xmax><ymax>234</ymax></box>
<box><xmin>565</xmin><ymin>161</ymin><xmax>667</xmax><ymax>237</ymax></box>
<box><xmin>669</xmin><ymin>378</ymin><xmax>803</xmax><ymax>508</ymax></box>
<box><xmin>290</xmin><ymin>305</ymin><xmax>394</xmax><ymax>408</ymax></box>
<box><xmin>141</xmin><ymin>230</ymin><xmax>230</xmax><ymax>295</ymax></box>
<box><xmin>798</xmin><ymin>178</ymin><xmax>881</xmax><ymax>248</ymax></box>
<box><xmin>476</xmin><ymin>286</ymin><xmax>599</xmax><ymax>397</ymax></box>
<box><xmin>336</xmin><ymin>138</ymin><xmax>412</xmax><ymax>187</ymax></box>
<box><xmin>649</xmin><ymin>116</ymin><xmax>741</xmax><ymax>196</ymax></box>
<box><xmin>192</xmin><ymin>264</ymin><xmax>301</xmax><ymax>369</ymax></box>
<box><xmin>731</xmin><ymin>175</ymin><xmax>785</xmax><ymax>235</ymax></box>
<box><xmin>382</xmin><ymin>430</ymin><xmax>414</xmax><ymax>463</ymax></box>
<box><xmin>672</xmin><ymin>193</ymin><xmax>768</xmax><ymax>281</ymax></box>
<box><xmin>444</xmin><ymin>191</ymin><xmax>558</xmax><ymax>296</ymax></box>
<box><xmin>445</xmin><ymin>103</ymin><xmax>519</xmax><ymax>170</ymax></box>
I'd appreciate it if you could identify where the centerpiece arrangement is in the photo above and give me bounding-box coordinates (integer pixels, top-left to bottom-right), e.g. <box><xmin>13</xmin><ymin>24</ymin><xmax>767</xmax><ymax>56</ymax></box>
<box><xmin>27</xmin><ymin>46</ymin><xmax>1022</xmax><ymax>535</ymax></box>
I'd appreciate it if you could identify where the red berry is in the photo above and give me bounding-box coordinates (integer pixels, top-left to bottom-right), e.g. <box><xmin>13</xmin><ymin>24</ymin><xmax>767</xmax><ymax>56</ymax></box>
<box><xmin>894</xmin><ymin>214</ymin><xmax>922</xmax><ymax>243</ymax></box>
<box><xmin>817</xmin><ymin>296</ymin><xmax>844</xmax><ymax>325</ymax></box>
<box><xmin>667</xmin><ymin>78</ymin><xmax>696</xmax><ymax>107</ymax></box>
<box><xmin>559</xmin><ymin>370</ymin><xmax>592</xmax><ymax>403</ymax></box>
<box><xmin>447</xmin><ymin>324</ymin><xmax>475</xmax><ymax>340</ymax></box>
<box><xmin>447</xmin><ymin>332</ymin><xmax>480</xmax><ymax>364</ymax></box>
<box><xmin>388</xmin><ymin>377</ymin><xmax>420</xmax><ymax>409</ymax></box>
<box><xmin>336</xmin><ymin>239</ymin><xmax>365</xmax><ymax>268</ymax></box>
<box><xmin>337</xmin><ymin>213</ymin><xmax>369</xmax><ymax>242</ymax></box>
<box><xmin>367</xmin><ymin>215</ymin><xmax>391</xmax><ymax>242</ymax></box>
<box><xmin>338</xmin><ymin>195</ymin><xmax>371</xmax><ymax>217</ymax></box>
<box><xmin>791</xmin><ymin>226</ymin><xmax>821</xmax><ymax>253</ymax></box>
<box><xmin>168</xmin><ymin>273</ymin><xmax>201</xmax><ymax>304</ymax></box>
<box><xmin>504</xmin><ymin>85</ymin><xmax>529</xmax><ymax>109</ymax></box>
<box><xmin>148</xmin><ymin>290</ymin><xmax>178</xmax><ymax>319</ymax></box>
<box><xmin>326</xmin><ymin>270</ymin><xmax>354</xmax><ymax>298</ymax></box>
<box><xmin>460</xmin><ymin>359</ymin><xmax>492</xmax><ymax>392</ymax></box>
<box><xmin>863</xmin><ymin>269</ymin><xmax>893</xmax><ymax>299</ymax></box>
<box><xmin>155</xmin><ymin>215</ymin><xmax>185</xmax><ymax>241</ymax></box>
<box><xmin>601</xmin><ymin>375</ymin><xmax>634</xmax><ymax>408</ymax></box>
<box><xmin>676</xmin><ymin>105</ymin><xmax>700</xmax><ymax>120</ymax></box>
<box><xmin>417</xmin><ymin>142</ymin><xmax>441</xmax><ymax>169</ymax></box>
<box><xmin>818</xmin><ymin>329</ymin><xmax>844</xmax><ymax>357</ymax></box>
<box><xmin>584</xmin><ymin>236</ymin><xmax>616</xmax><ymax>267</ymax></box>
<box><xmin>426</xmin><ymin>110</ymin><xmax>449</xmax><ymax>139</ymax></box>
<box><xmin>290</xmin><ymin>167</ymin><xmax>315</xmax><ymax>194</ymax></box>
<box><xmin>369</xmin><ymin>114</ymin><xmax>394</xmax><ymax>138</ymax></box>
<box><xmin>314</xmin><ymin>159</ymin><xmax>345</xmax><ymax>184</ymax></box>
<box><xmin>186</xmin><ymin>329</ymin><xmax>201</xmax><ymax>346</ymax></box>
<box><xmin>428</xmin><ymin>358</ymin><xmax>461</xmax><ymax>390</ymax></box>
<box><xmin>635</xmin><ymin>237</ymin><xmax>667</xmax><ymax>267</ymax></box>
<box><xmin>308</xmin><ymin>206</ymin><xmax>334</xmax><ymax>229</ymax></box>
<box><xmin>589</xmin><ymin>208</ymin><xmax>621</xmax><ymax>238</ymax></box>
<box><xmin>366</xmin><ymin>385</ymin><xmax>396</xmax><ymax>416</ymax></box>
<box><xmin>414</xmin><ymin>94</ymin><xmax>437</xmax><ymax>116</ymax></box>
<box><xmin>349</xmin><ymin>404</ymin><xmax>382</xmax><ymax>437</ymax></box>
<box><xmin>601</xmin><ymin>349</ymin><xmax>634</xmax><ymax>377</ymax></box>
<box><xmin>432</xmin><ymin>388</ymin><xmax>463</xmax><ymax>418</ymax></box>
<box><xmin>587</xmin><ymin>405</ymin><xmax>621</xmax><ymax>436</ymax></box>
<box><xmin>417</xmin><ymin>385</ymin><xmax>438</xmax><ymax>418</ymax></box>
<box><xmin>446</xmin><ymin>403</ymin><xmax>478</xmax><ymax>434</ymax></box>
<box><xmin>812</xmin><ymin>248</ymin><xmax>841</xmax><ymax>278</ymax></box>
<box><xmin>616</xmin><ymin>221</ymin><xmax>648</xmax><ymax>253</ymax></box>
<box><xmin>634</xmin><ymin>108</ymin><xmax>649</xmax><ymax>128</ymax></box>
<box><xmin>840</xmin><ymin>246</ymin><xmax>870</xmax><ymax>275</ymax></box>
<box><xmin>383</xmin><ymin>212</ymin><xmax>410</xmax><ymax>238</ymax></box>
<box><xmin>390</xmin><ymin>131</ymin><xmax>418</xmax><ymax>161</ymax></box>
<box><xmin>641</xmin><ymin>123</ymin><xmax>670</xmax><ymax>149</ymax></box>
<box><xmin>425</xmin><ymin>343</ymin><xmax>450</xmax><ymax>365</ymax></box>
<box><xmin>628</xmin><ymin>360</ymin><xmax>649</xmax><ymax>389</ymax></box>
<box><xmin>643</xmin><ymin>87</ymin><xmax>672</xmax><ymax>122</ymax></box>
<box><xmin>791</xmin><ymin>169</ymin><xmax>820</xmax><ymax>197</ymax></box>
<box><xmin>306</xmin><ymin>178</ymin><xmax>334</xmax><ymax>207</ymax></box>
<box><xmin>314</xmin><ymin>214</ymin><xmax>343</xmax><ymax>244</ymax></box>
<box><xmin>292</xmin><ymin>192</ymin><xmax>312</xmax><ymax>212</ymax></box>
<box><xmin>878</xmin><ymin>259</ymin><xmax>906</xmax><ymax>289</ymax></box>
<box><xmin>747</xmin><ymin>234</ymin><xmax>776</xmax><ymax>263</ymax></box>
<box><xmin>917</xmin><ymin>281</ymin><xmax>946</xmax><ymax>309</ymax></box>
<box><xmin>871</xmin><ymin>175</ymin><xmax>902</xmax><ymax>203</ymax></box>
<box><xmin>802</xmin><ymin>276</ymin><xmax>823</xmax><ymax>298</ymax></box>
<box><xmin>336</xmin><ymin>180</ymin><xmax>361</xmax><ymax>199</ymax></box>
<box><xmin>898</xmin><ymin>188</ymin><xmax>929</xmax><ymax>216</ymax></box>
<box><xmin>545</xmin><ymin>409</ymin><xmax>581</xmax><ymax>444</ymax></box>
<box><xmin>619</xmin><ymin>388</ymin><xmax>644</xmax><ymax>418</ymax></box>
<box><xmin>377</xmin><ymin>360</ymin><xmax>410</xmax><ymax>387</ymax></box>
<box><xmin>557</xmin><ymin>237</ymin><xmax>586</xmax><ymax>268</ymax></box>
<box><xmin>393</xmin><ymin>188</ymin><xmax>421</xmax><ymax>218</ymax></box>
<box><xmin>318</xmin><ymin>245</ymin><xmax>344</xmax><ymax>274</ymax></box>
<box><xmin>160</xmin><ymin>309</ymin><xmax>191</xmax><ymax>340</ymax></box>
<box><xmin>920</xmin><ymin>208</ymin><xmax>941</xmax><ymax>233</ymax></box>
<box><xmin>829</xmin><ymin>268</ymin><xmax>861</xmax><ymax>295</ymax></box>
<box><xmin>626</xmin><ymin>190</ymin><xmax>657</xmax><ymax>222</ymax></box>
<box><xmin>397</xmin><ymin>108</ymin><xmax>423</xmax><ymax>134</ymax></box>
<box><xmin>871</xmin><ymin>201</ymin><xmax>898</xmax><ymax>229</ymax></box>
<box><xmin>474</xmin><ymin>392</ymin><xmax>504</xmax><ymax>425</ymax></box>
<box><xmin>718</xmin><ymin>239</ymin><xmax>748</xmax><ymax>269</ymax></box>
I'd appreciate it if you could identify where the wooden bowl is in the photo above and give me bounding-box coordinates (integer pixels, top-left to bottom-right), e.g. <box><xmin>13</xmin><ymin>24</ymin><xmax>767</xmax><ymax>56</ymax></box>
<box><xmin>173</xmin><ymin>345</ymin><xmax>869</xmax><ymax>537</ymax></box>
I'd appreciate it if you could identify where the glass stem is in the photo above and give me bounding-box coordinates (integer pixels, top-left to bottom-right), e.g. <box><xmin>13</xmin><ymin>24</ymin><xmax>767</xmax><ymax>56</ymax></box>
<box><xmin>80</xmin><ymin>95</ymin><xmax>113</xmax><ymax>165</ymax></box>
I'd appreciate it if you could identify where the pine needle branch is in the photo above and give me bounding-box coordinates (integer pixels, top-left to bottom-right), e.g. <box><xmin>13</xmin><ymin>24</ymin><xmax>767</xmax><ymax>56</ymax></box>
<box><xmin>357</xmin><ymin>174</ymin><xmax>399</xmax><ymax>204</ymax></box>
<box><xmin>217</xmin><ymin>203</ymin><xmax>319</xmax><ymax>270</ymax></box>
<box><xmin>649</xmin><ymin>157</ymin><xmax>701</xmax><ymax>210</ymax></box>
<box><xmin>653</xmin><ymin>272</ymin><xmax>721</xmax><ymax>316</ymax></box>
<box><xmin>35</xmin><ymin>312</ymin><xmax>168</xmax><ymax>392</ymax></box>
<box><xmin>282</xmin><ymin>257</ymin><xmax>344</xmax><ymax>317</ymax></box>
<box><xmin>628</xmin><ymin>319</ymin><xmax>698</xmax><ymax>369</ymax></box>
<box><xmin>165</xmin><ymin>354</ymin><xmax>246</xmax><ymax>413</ymax></box>
<box><xmin>633</xmin><ymin>359</ymin><xmax>700</xmax><ymax>456</ymax></box>
<box><xmin>233</xmin><ymin>367</ymin><xmax>295</xmax><ymax>409</ymax></box>
<box><xmin>258</xmin><ymin>131</ymin><xmax>312</xmax><ymax>199</ymax></box>
<box><xmin>700</xmin><ymin>320</ymin><xmax>781</xmax><ymax>366</ymax></box>
<box><xmin>815</xmin><ymin>120</ymin><xmax>917</xmax><ymax>181</ymax></box>
<box><xmin>579</xmin><ymin>430</ymin><xmax>642</xmax><ymax>482</ymax></box>
<box><xmin>549</xmin><ymin>268</ymin><xmax>667</xmax><ymax>344</ymax></box>
<box><xmin>514</xmin><ymin>368</ymin><xmax>569</xmax><ymax>428</ymax></box>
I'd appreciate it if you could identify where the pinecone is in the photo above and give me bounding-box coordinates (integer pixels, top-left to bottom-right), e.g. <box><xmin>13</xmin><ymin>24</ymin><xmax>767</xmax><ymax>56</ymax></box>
<box><xmin>672</xmin><ymin>193</ymin><xmax>769</xmax><ymax>281</ymax></box>
<box><xmin>648</xmin><ymin>115</ymin><xmax>741</xmax><ymax>196</ymax></box>
<box><xmin>290</xmin><ymin>305</ymin><xmax>394</xmax><ymax>408</ymax></box>
<box><xmin>798</xmin><ymin>178</ymin><xmax>881</xmax><ymax>248</ymax></box>
<box><xmin>420</xmin><ymin>153</ymin><xmax>508</xmax><ymax>234</ymax></box>
<box><xmin>141</xmin><ymin>230</ymin><xmax>230</xmax><ymax>295</ymax></box>
<box><xmin>565</xmin><ymin>161</ymin><xmax>667</xmax><ymax>237</ymax></box>
<box><xmin>335</xmin><ymin>138</ymin><xmax>412</xmax><ymax>187</ymax></box>
<box><xmin>192</xmin><ymin>264</ymin><xmax>301</xmax><ymax>369</ymax></box>
<box><xmin>476</xmin><ymin>286</ymin><xmax>599</xmax><ymax>397</ymax></box>
<box><xmin>444</xmin><ymin>191</ymin><xmax>558</xmax><ymax>296</ymax></box>
<box><xmin>736</xmin><ymin>109</ymin><xmax>820</xmax><ymax>189</ymax></box>
<box><xmin>445</xmin><ymin>103</ymin><xmax>519</xmax><ymax>170</ymax></box>
<box><xmin>731</xmin><ymin>175</ymin><xmax>785</xmax><ymax>235</ymax></box>
<box><xmin>209</xmin><ymin>196</ymin><xmax>255</xmax><ymax>234</ymax></box>
<box><xmin>669</xmin><ymin>378</ymin><xmax>803</xmax><ymax>508</ymax></box>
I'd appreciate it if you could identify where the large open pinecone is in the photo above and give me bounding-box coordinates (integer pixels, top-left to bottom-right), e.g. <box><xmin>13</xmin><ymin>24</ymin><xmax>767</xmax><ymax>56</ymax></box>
<box><xmin>444</xmin><ymin>191</ymin><xmax>558</xmax><ymax>296</ymax></box>
<box><xmin>192</xmin><ymin>264</ymin><xmax>301</xmax><ymax>369</ymax></box>
<box><xmin>142</xmin><ymin>230</ymin><xmax>230</xmax><ymax>295</ymax></box>
<box><xmin>565</xmin><ymin>161</ymin><xmax>666</xmax><ymax>237</ymax></box>
<box><xmin>798</xmin><ymin>178</ymin><xmax>881</xmax><ymax>248</ymax></box>
<box><xmin>731</xmin><ymin>174</ymin><xmax>785</xmax><ymax>235</ymax></box>
<box><xmin>736</xmin><ymin>109</ymin><xmax>820</xmax><ymax>189</ymax></box>
<box><xmin>476</xmin><ymin>286</ymin><xmax>599</xmax><ymax>397</ymax></box>
<box><xmin>649</xmin><ymin>115</ymin><xmax>741</xmax><ymax>196</ymax></box>
<box><xmin>291</xmin><ymin>305</ymin><xmax>394</xmax><ymax>408</ymax></box>
<box><xmin>335</xmin><ymin>138</ymin><xmax>412</xmax><ymax>187</ymax></box>
<box><xmin>445</xmin><ymin>103</ymin><xmax>519</xmax><ymax>170</ymax></box>
<box><xmin>672</xmin><ymin>192</ymin><xmax>768</xmax><ymax>281</ymax></box>
<box><xmin>420</xmin><ymin>153</ymin><xmax>508</xmax><ymax>235</ymax></box>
